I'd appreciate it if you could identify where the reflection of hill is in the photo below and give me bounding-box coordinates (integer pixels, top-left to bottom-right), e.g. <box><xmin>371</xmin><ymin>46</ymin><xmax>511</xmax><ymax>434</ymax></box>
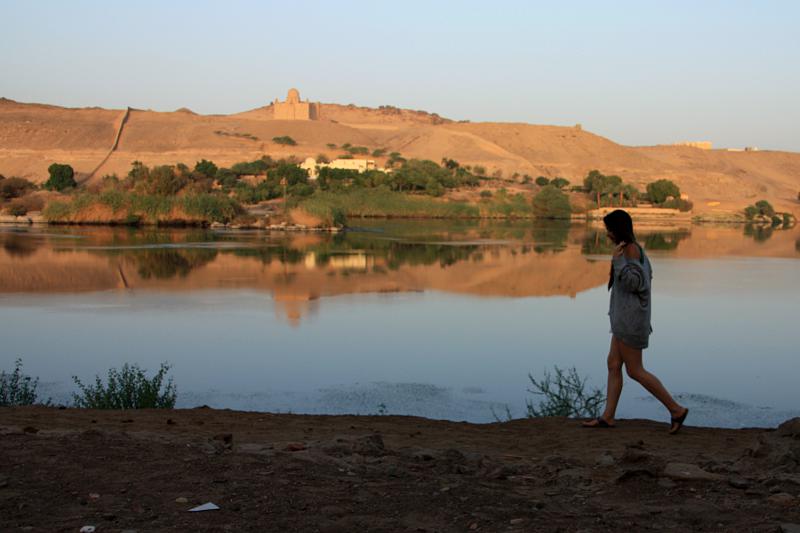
<box><xmin>2</xmin><ymin>224</ymin><xmax>798</xmax><ymax>323</ymax></box>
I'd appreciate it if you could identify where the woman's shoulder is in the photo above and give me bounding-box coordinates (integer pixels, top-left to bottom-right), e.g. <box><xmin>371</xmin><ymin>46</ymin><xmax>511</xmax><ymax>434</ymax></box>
<box><xmin>622</xmin><ymin>242</ymin><xmax>641</xmax><ymax>261</ymax></box>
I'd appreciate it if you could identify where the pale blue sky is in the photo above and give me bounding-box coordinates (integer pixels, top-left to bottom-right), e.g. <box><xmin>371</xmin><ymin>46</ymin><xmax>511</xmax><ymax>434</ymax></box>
<box><xmin>1</xmin><ymin>0</ymin><xmax>798</xmax><ymax>150</ymax></box>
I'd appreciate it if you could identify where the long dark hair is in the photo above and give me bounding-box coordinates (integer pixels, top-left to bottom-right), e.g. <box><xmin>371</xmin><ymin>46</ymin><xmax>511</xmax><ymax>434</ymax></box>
<box><xmin>604</xmin><ymin>209</ymin><xmax>637</xmax><ymax>290</ymax></box>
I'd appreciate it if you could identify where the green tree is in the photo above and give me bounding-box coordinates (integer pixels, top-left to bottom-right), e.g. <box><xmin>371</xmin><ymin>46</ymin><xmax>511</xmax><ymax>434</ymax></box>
<box><xmin>532</xmin><ymin>185</ymin><xmax>572</xmax><ymax>219</ymax></box>
<box><xmin>646</xmin><ymin>179</ymin><xmax>681</xmax><ymax>204</ymax></box>
<box><xmin>194</xmin><ymin>159</ymin><xmax>218</xmax><ymax>178</ymax></box>
<box><xmin>535</xmin><ymin>176</ymin><xmax>550</xmax><ymax>187</ymax></box>
<box><xmin>551</xmin><ymin>177</ymin><xmax>570</xmax><ymax>189</ymax></box>
<box><xmin>44</xmin><ymin>163</ymin><xmax>76</xmax><ymax>192</ymax></box>
<box><xmin>754</xmin><ymin>200</ymin><xmax>775</xmax><ymax>217</ymax></box>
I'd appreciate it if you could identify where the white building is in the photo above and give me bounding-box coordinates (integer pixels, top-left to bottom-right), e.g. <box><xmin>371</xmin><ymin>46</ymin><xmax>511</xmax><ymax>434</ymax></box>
<box><xmin>300</xmin><ymin>157</ymin><xmax>379</xmax><ymax>179</ymax></box>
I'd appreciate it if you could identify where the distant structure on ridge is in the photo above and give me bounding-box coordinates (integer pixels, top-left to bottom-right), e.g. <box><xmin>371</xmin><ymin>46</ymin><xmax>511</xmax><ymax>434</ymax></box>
<box><xmin>673</xmin><ymin>141</ymin><xmax>713</xmax><ymax>150</ymax></box>
<box><xmin>273</xmin><ymin>88</ymin><xmax>319</xmax><ymax>120</ymax></box>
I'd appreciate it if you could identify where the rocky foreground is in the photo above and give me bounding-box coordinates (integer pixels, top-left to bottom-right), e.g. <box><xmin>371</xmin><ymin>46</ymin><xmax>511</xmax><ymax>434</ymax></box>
<box><xmin>1</xmin><ymin>407</ymin><xmax>799</xmax><ymax>532</ymax></box>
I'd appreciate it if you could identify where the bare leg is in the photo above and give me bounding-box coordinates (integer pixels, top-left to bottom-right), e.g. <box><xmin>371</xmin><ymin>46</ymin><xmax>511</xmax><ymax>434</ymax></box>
<box><xmin>582</xmin><ymin>337</ymin><xmax>623</xmax><ymax>426</ymax></box>
<box><xmin>617</xmin><ymin>339</ymin><xmax>686</xmax><ymax>419</ymax></box>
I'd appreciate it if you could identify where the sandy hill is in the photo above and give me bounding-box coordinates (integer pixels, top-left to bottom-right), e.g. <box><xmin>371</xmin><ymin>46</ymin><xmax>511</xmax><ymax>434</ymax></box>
<box><xmin>1</xmin><ymin>96</ymin><xmax>798</xmax><ymax>214</ymax></box>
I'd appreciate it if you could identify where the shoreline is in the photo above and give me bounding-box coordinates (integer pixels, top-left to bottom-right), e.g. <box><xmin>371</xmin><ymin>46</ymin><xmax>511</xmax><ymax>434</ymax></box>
<box><xmin>2</xmin><ymin>406</ymin><xmax>799</xmax><ymax>530</ymax></box>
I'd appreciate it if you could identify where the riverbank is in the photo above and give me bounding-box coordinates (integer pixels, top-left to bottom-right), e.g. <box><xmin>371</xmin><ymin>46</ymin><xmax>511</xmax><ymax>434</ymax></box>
<box><xmin>1</xmin><ymin>406</ymin><xmax>799</xmax><ymax>531</ymax></box>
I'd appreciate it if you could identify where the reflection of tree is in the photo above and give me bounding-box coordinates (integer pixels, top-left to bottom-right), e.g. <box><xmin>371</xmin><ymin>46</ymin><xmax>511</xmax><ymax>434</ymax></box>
<box><xmin>134</xmin><ymin>248</ymin><xmax>218</xmax><ymax>279</ymax></box>
<box><xmin>744</xmin><ymin>224</ymin><xmax>774</xmax><ymax>243</ymax></box>
<box><xmin>796</xmin><ymin>238</ymin><xmax>800</xmax><ymax>253</ymax></box>
<box><xmin>531</xmin><ymin>221</ymin><xmax>570</xmax><ymax>254</ymax></box>
<box><xmin>642</xmin><ymin>231</ymin><xmax>690</xmax><ymax>250</ymax></box>
<box><xmin>384</xmin><ymin>242</ymin><xmax>479</xmax><ymax>270</ymax></box>
<box><xmin>1</xmin><ymin>233</ymin><xmax>40</xmax><ymax>258</ymax></box>
<box><xmin>581</xmin><ymin>229</ymin><xmax>690</xmax><ymax>254</ymax></box>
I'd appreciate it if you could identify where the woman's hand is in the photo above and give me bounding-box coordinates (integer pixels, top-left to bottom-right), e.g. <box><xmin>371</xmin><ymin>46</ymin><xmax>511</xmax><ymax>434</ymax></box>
<box><xmin>613</xmin><ymin>241</ymin><xmax>627</xmax><ymax>258</ymax></box>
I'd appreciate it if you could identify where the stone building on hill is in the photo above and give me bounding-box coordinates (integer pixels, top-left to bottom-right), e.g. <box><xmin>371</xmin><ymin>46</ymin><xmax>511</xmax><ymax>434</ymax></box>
<box><xmin>273</xmin><ymin>88</ymin><xmax>320</xmax><ymax>120</ymax></box>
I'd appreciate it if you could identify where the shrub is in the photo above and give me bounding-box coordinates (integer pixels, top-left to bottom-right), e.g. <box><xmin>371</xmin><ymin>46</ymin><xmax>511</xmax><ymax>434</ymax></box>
<box><xmin>44</xmin><ymin>163</ymin><xmax>77</xmax><ymax>191</ymax></box>
<box><xmin>0</xmin><ymin>359</ymin><xmax>43</xmax><ymax>406</ymax></box>
<box><xmin>194</xmin><ymin>159</ymin><xmax>218</xmax><ymax>178</ymax></box>
<box><xmin>0</xmin><ymin>177</ymin><xmax>36</xmax><ymax>199</ymax></box>
<box><xmin>72</xmin><ymin>362</ymin><xmax>176</xmax><ymax>409</ymax></box>
<box><xmin>535</xmin><ymin>176</ymin><xmax>550</xmax><ymax>187</ymax></box>
<box><xmin>372</xmin><ymin>148</ymin><xmax>387</xmax><ymax>157</ymax></box>
<box><xmin>472</xmin><ymin>165</ymin><xmax>486</xmax><ymax>177</ymax></box>
<box><xmin>346</xmin><ymin>146</ymin><xmax>369</xmax><ymax>155</ymax></box>
<box><xmin>273</xmin><ymin>135</ymin><xmax>297</xmax><ymax>146</ymax></box>
<box><xmin>661</xmin><ymin>198</ymin><xmax>693</xmax><ymax>212</ymax></box>
<box><xmin>532</xmin><ymin>185</ymin><xmax>572</xmax><ymax>219</ymax></box>
<box><xmin>754</xmin><ymin>199</ymin><xmax>775</xmax><ymax>217</ymax></box>
<box><xmin>148</xmin><ymin>165</ymin><xmax>187</xmax><ymax>196</ymax></box>
<box><xmin>480</xmin><ymin>190</ymin><xmax>493</xmax><ymax>198</ymax></box>
<box><xmin>180</xmin><ymin>194</ymin><xmax>243</xmax><ymax>223</ymax></box>
<box><xmin>551</xmin><ymin>177</ymin><xmax>570</xmax><ymax>189</ymax></box>
<box><xmin>326</xmin><ymin>143</ymin><xmax>337</xmax><ymax>149</ymax></box>
<box><xmin>646</xmin><ymin>179</ymin><xmax>681</xmax><ymax>204</ymax></box>
<box><xmin>6</xmin><ymin>201</ymin><xmax>27</xmax><ymax>216</ymax></box>
<box><xmin>525</xmin><ymin>366</ymin><xmax>604</xmax><ymax>418</ymax></box>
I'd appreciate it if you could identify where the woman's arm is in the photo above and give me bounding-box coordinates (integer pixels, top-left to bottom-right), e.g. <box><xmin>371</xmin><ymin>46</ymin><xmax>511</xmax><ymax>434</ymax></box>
<box><xmin>612</xmin><ymin>243</ymin><xmax>646</xmax><ymax>292</ymax></box>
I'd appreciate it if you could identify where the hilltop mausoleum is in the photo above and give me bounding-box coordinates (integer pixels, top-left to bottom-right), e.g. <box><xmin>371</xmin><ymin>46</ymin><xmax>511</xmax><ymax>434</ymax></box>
<box><xmin>273</xmin><ymin>88</ymin><xmax>320</xmax><ymax>120</ymax></box>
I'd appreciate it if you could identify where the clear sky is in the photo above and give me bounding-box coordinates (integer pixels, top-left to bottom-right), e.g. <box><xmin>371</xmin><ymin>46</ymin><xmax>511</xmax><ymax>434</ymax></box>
<box><xmin>1</xmin><ymin>0</ymin><xmax>798</xmax><ymax>151</ymax></box>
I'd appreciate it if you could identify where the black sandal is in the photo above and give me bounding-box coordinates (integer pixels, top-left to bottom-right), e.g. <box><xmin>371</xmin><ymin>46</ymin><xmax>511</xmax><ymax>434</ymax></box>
<box><xmin>582</xmin><ymin>417</ymin><xmax>615</xmax><ymax>428</ymax></box>
<box><xmin>668</xmin><ymin>408</ymin><xmax>689</xmax><ymax>435</ymax></box>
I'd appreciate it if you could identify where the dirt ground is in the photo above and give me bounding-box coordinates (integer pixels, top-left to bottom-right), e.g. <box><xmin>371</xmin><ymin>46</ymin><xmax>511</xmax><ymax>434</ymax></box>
<box><xmin>1</xmin><ymin>407</ymin><xmax>799</xmax><ymax>532</ymax></box>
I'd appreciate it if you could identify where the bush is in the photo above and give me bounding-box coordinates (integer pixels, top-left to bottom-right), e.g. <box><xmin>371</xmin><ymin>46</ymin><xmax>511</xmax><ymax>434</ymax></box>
<box><xmin>551</xmin><ymin>177</ymin><xmax>570</xmax><ymax>189</ymax></box>
<box><xmin>44</xmin><ymin>163</ymin><xmax>77</xmax><ymax>191</ymax></box>
<box><xmin>180</xmin><ymin>194</ymin><xmax>243</xmax><ymax>223</ymax></box>
<box><xmin>273</xmin><ymin>135</ymin><xmax>297</xmax><ymax>146</ymax></box>
<box><xmin>0</xmin><ymin>359</ymin><xmax>43</xmax><ymax>406</ymax></box>
<box><xmin>148</xmin><ymin>165</ymin><xmax>187</xmax><ymax>196</ymax></box>
<box><xmin>480</xmin><ymin>190</ymin><xmax>493</xmax><ymax>198</ymax></box>
<box><xmin>194</xmin><ymin>159</ymin><xmax>218</xmax><ymax>178</ymax></box>
<box><xmin>372</xmin><ymin>148</ymin><xmax>387</xmax><ymax>157</ymax></box>
<box><xmin>532</xmin><ymin>185</ymin><xmax>571</xmax><ymax>219</ymax></box>
<box><xmin>754</xmin><ymin>199</ymin><xmax>775</xmax><ymax>217</ymax></box>
<box><xmin>661</xmin><ymin>198</ymin><xmax>693</xmax><ymax>212</ymax></box>
<box><xmin>6</xmin><ymin>201</ymin><xmax>27</xmax><ymax>216</ymax></box>
<box><xmin>525</xmin><ymin>366</ymin><xmax>604</xmax><ymax>418</ymax></box>
<box><xmin>72</xmin><ymin>362</ymin><xmax>176</xmax><ymax>409</ymax></box>
<box><xmin>646</xmin><ymin>179</ymin><xmax>681</xmax><ymax>204</ymax></box>
<box><xmin>535</xmin><ymin>176</ymin><xmax>550</xmax><ymax>187</ymax></box>
<box><xmin>0</xmin><ymin>177</ymin><xmax>36</xmax><ymax>199</ymax></box>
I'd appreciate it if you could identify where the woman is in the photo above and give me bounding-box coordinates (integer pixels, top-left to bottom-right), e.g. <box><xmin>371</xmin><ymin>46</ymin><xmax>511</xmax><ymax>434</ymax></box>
<box><xmin>582</xmin><ymin>209</ymin><xmax>689</xmax><ymax>434</ymax></box>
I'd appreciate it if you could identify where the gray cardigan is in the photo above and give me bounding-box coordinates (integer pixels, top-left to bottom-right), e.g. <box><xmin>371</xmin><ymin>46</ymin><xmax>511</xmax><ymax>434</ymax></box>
<box><xmin>609</xmin><ymin>244</ymin><xmax>653</xmax><ymax>349</ymax></box>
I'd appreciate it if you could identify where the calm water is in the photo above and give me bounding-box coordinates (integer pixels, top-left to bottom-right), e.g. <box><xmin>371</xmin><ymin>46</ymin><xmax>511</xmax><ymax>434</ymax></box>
<box><xmin>1</xmin><ymin>221</ymin><xmax>798</xmax><ymax>427</ymax></box>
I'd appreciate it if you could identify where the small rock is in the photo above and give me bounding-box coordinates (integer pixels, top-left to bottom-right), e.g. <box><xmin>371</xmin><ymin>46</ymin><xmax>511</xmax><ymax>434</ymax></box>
<box><xmin>469</xmin><ymin>524</ymin><xmax>478</xmax><ymax>530</ymax></box>
<box><xmin>595</xmin><ymin>452</ymin><xmax>615</xmax><ymax>467</ymax></box>
<box><xmin>662</xmin><ymin>462</ymin><xmax>724</xmax><ymax>482</ymax></box>
<box><xmin>22</xmin><ymin>426</ymin><xmax>38</xmax><ymax>434</ymax></box>
<box><xmin>510</xmin><ymin>518</ymin><xmax>525</xmax><ymax>525</ymax></box>
<box><xmin>768</xmin><ymin>493</ymin><xmax>796</xmax><ymax>506</ymax></box>
<box><xmin>285</xmin><ymin>442</ymin><xmax>306</xmax><ymax>452</ymax></box>
<box><xmin>175</xmin><ymin>497</ymin><xmax>189</xmax><ymax>503</ymax></box>
<box><xmin>658</xmin><ymin>478</ymin><xmax>677</xmax><ymax>489</ymax></box>
<box><xmin>80</xmin><ymin>527</ymin><xmax>96</xmax><ymax>533</ymax></box>
<box><xmin>88</xmin><ymin>493</ymin><xmax>100</xmax><ymax>500</ymax></box>
<box><xmin>727</xmin><ymin>477</ymin><xmax>750</xmax><ymax>489</ymax></box>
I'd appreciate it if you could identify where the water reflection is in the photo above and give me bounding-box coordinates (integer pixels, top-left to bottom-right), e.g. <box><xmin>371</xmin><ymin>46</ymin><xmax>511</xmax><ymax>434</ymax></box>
<box><xmin>1</xmin><ymin>221</ymin><xmax>798</xmax><ymax>325</ymax></box>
